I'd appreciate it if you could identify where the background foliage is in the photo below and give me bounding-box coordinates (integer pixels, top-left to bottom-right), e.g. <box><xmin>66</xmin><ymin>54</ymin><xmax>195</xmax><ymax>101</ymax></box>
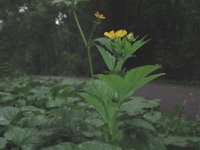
<box><xmin>0</xmin><ymin>0</ymin><xmax>200</xmax><ymax>80</ymax></box>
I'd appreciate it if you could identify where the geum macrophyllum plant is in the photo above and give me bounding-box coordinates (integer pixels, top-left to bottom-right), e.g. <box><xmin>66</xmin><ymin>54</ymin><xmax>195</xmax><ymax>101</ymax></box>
<box><xmin>79</xmin><ymin>30</ymin><xmax>164</xmax><ymax>149</ymax></box>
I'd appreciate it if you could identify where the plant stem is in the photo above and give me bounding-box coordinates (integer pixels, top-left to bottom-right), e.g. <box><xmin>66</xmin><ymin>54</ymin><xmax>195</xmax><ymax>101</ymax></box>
<box><xmin>109</xmin><ymin>114</ymin><xmax>119</xmax><ymax>150</ymax></box>
<box><xmin>72</xmin><ymin>10</ymin><xmax>94</xmax><ymax>76</ymax></box>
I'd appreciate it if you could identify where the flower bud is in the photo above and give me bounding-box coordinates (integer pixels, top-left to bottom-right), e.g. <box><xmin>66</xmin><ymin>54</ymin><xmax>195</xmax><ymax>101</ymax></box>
<box><xmin>127</xmin><ymin>32</ymin><xmax>135</xmax><ymax>41</ymax></box>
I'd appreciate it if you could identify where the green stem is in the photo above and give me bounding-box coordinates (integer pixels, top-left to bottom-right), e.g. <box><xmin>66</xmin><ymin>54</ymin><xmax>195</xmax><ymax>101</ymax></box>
<box><xmin>88</xmin><ymin>22</ymin><xmax>98</xmax><ymax>46</ymax></box>
<box><xmin>72</xmin><ymin>10</ymin><xmax>94</xmax><ymax>76</ymax></box>
<box><xmin>108</xmin><ymin>113</ymin><xmax>119</xmax><ymax>150</ymax></box>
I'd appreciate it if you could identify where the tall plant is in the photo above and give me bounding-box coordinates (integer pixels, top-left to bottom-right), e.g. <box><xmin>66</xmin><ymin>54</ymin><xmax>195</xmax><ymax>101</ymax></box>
<box><xmin>79</xmin><ymin>30</ymin><xmax>164</xmax><ymax>149</ymax></box>
<box><xmin>53</xmin><ymin>0</ymin><xmax>105</xmax><ymax>76</ymax></box>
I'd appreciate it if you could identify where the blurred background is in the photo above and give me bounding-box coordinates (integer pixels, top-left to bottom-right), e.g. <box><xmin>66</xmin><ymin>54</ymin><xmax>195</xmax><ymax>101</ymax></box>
<box><xmin>0</xmin><ymin>0</ymin><xmax>200</xmax><ymax>82</ymax></box>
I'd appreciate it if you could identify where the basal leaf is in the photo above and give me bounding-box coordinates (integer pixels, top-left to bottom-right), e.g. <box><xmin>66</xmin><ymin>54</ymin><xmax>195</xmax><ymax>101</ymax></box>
<box><xmin>134</xmin><ymin>130</ymin><xmax>167</xmax><ymax>150</ymax></box>
<box><xmin>130</xmin><ymin>119</ymin><xmax>156</xmax><ymax>131</ymax></box>
<box><xmin>143</xmin><ymin>111</ymin><xmax>161</xmax><ymax>123</ymax></box>
<box><xmin>164</xmin><ymin>136</ymin><xmax>200</xmax><ymax>147</ymax></box>
<box><xmin>4</xmin><ymin>127</ymin><xmax>40</xmax><ymax>147</ymax></box>
<box><xmin>77</xmin><ymin>141</ymin><xmax>113</xmax><ymax>150</ymax></box>
<box><xmin>0</xmin><ymin>107</ymin><xmax>20</xmax><ymax>125</ymax></box>
<box><xmin>0</xmin><ymin>138</ymin><xmax>7</xmax><ymax>149</ymax></box>
<box><xmin>120</xmin><ymin>97</ymin><xmax>160</xmax><ymax>116</ymax></box>
<box><xmin>43</xmin><ymin>142</ymin><xmax>76</xmax><ymax>150</ymax></box>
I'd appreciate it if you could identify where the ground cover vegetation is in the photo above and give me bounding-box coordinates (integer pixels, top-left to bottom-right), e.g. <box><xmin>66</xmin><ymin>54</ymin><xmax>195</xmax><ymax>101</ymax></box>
<box><xmin>0</xmin><ymin>76</ymin><xmax>199</xmax><ymax>150</ymax></box>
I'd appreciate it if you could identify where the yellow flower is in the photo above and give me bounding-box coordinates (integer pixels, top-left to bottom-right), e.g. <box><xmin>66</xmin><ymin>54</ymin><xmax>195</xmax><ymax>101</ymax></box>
<box><xmin>104</xmin><ymin>29</ymin><xmax>128</xmax><ymax>39</ymax></box>
<box><xmin>104</xmin><ymin>30</ymin><xmax>115</xmax><ymax>39</ymax></box>
<box><xmin>115</xmin><ymin>29</ymin><xmax>128</xmax><ymax>38</ymax></box>
<box><xmin>94</xmin><ymin>11</ymin><xmax>106</xmax><ymax>20</ymax></box>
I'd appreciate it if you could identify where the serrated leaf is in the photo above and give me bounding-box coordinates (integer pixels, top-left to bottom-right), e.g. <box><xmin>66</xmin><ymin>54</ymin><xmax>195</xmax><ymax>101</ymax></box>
<box><xmin>134</xmin><ymin>130</ymin><xmax>167</xmax><ymax>150</ymax></box>
<box><xmin>120</xmin><ymin>97</ymin><xmax>160</xmax><ymax>116</ymax></box>
<box><xmin>97</xmin><ymin>65</ymin><xmax>164</xmax><ymax>100</ymax></box>
<box><xmin>0</xmin><ymin>107</ymin><xmax>20</xmax><ymax>125</ymax></box>
<box><xmin>0</xmin><ymin>138</ymin><xmax>7</xmax><ymax>149</ymax></box>
<box><xmin>77</xmin><ymin>141</ymin><xmax>113</xmax><ymax>150</ymax></box>
<box><xmin>143</xmin><ymin>111</ymin><xmax>161</xmax><ymax>123</ymax></box>
<box><xmin>164</xmin><ymin>136</ymin><xmax>200</xmax><ymax>147</ymax></box>
<box><xmin>4</xmin><ymin>127</ymin><xmax>40</xmax><ymax>147</ymax></box>
<box><xmin>130</xmin><ymin>119</ymin><xmax>156</xmax><ymax>131</ymax></box>
<box><xmin>43</xmin><ymin>142</ymin><xmax>76</xmax><ymax>150</ymax></box>
<box><xmin>95</xmin><ymin>38</ymin><xmax>112</xmax><ymax>50</ymax></box>
<box><xmin>96</xmin><ymin>45</ymin><xmax>116</xmax><ymax>71</ymax></box>
<box><xmin>79</xmin><ymin>93</ymin><xmax>108</xmax><ymax>123</ymax></box>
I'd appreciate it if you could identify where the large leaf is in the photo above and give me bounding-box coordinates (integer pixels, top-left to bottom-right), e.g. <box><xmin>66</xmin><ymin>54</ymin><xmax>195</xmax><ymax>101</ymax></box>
<box><xmin>164</xmin><ymin>136</ymin><xmax>200</xmax><ymax>147</ymax></box>
<box><xmin>84</xmin><ymin>79</ymin><xmax>116</xmax><ymax>101</ymax></box>
<box><xmin>0</xmin><ymin>138</ymin><xmax>7</xmax><ymax>149</ymax></box>
<box><xmin>79</xmin><ymin>93</ymin><xmax>108</xmax><ymax>123</ymax></box>
<box><xmin>79</xmin><ymin>80</ymin><xmax>119</xmax><ymax>125</ymax></box>
<box><xmin>43</xmin><ymin>142</ymin><xmax>76</xmax><ymax>150</ymax></box>
<box><xmin>4</xmin><ymin>127</ymin><xmax>41</xmax><ymax>147</ymax></box>
<box><xmin>0</xmin><ymin>107</ymin><xmax>20</xmax><ymax>125</ymax></box>
<box><xmin>143</xmin><ymin>111</ymin><xmax>161</xmax><ymax>123</ymax></box>
<box><xmin>97</xmin><ymin>65</ymin><xmax>164</xmax><ymax>100</ymax></box>
<box><xmin>43</xmin><ymin>141</ymin><xmax>114</xmax><ymax>150</ymax></box>
<box><xmin>130</xmin><ymin>119</ymin><xmax>156</xmax><ymax>131</ymax></box>
<box><xmin>125</xmin><ymin>65</ymin><xmax>164</xmax><ymax>93</ymax></box>
<box><xmin>77</xmin><ymin>141</ymin><xmax>113</xmax><ymax>150</ymax></box>
<box><xmin>134</xmin><ymin>130</ymin><xmax>167</xmax><ymax>150</ymax></box>
<box><xmin>120</xmin><ymin>97</ymin><xmax>160</xmax><ymax>116</ymax></box>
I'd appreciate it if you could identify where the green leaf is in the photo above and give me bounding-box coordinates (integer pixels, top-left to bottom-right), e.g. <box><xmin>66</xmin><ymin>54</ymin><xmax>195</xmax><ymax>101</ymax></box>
<box><xmin>96</xmin><ymin>45</ymin><xmax>116</xmax><ymax>71</ymax></box>
<box><xmin>120</xmin><ymin>97</ymin><xmax>160</xmax><ymax>116</ymax></box>
<box><xmin>43</xmin><ymin>142</ymin><xmax>76</xmax><ymax>150</ymax></box>
<box><xmin>0</xmin><ymin>107</ymin><xmax>20</xmax><ymax>125</ymax></box>
<box><xmin>124</xmin><ymin>38</ymin><xmax>148</xmax><ymax>60</ymax></box>
<box><xmin>83</xmin><ymin>80</ymin><xmax>117</xmax><ymax>105</ymax></box>
<box><xmin>95</xmin><ymin>38</ymin><xmax>112</xmax><ymax>51</ymax></box>
<box><xmin>130</xmin><ymin>119</ymin><xmax>156</xmax><ymax>131</ymax></box>
<box><xmin>79</xmin><ymin>92</ymin><xmax>108</xmax><ymax>123</ymax></box>
<box><xmin>134</xmin><ymin>130</ymin><xmax>167</xmax><ymax>150</ymax></box>
<box><xmin>96</xmin><ymin>74</ymin><xmax>127</xmax><ymax>100</ymax></box>
<box><xmin>77</xmin><ymin>141</ymin><xmax>113</xmax><ymax>150</ymax></box>
<box><xmin>125</xmin><ymin>65</ymin><xmax>164</xmax><ymax>93</ymax></box>
<box><xmin>164</xmin><ymin>136</ymin><xmax>200</xmax><ymax>147</ymax></box>
<box><xmin>4</xmin><ymin>127</ymin><xmax>40</xmax><ymax>147</ymax></box>
<box><xmin>0</xmin><ymin>138</ymin><xmax>7</xmax><ymax>149</ymax></box>
<box><xmin>97</xmin><ymin>65</ymin><xmax>164</xmax><ymax>100</ymax></box>
<box><xmin>43</xmin><ymin>141</ymin><xmax>115</xmax><ymax>150</ymax></box>
<box><xmin>143</xmin><ymin>111</ymin><xmax>161</xmax><ymax>123</ymax></box>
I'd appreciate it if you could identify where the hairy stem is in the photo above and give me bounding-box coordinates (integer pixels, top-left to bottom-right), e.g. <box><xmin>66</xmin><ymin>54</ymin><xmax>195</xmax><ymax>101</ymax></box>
<box><xmin>73</xmin><ymin>10</ymin><xmax>94</xmax><ymax>76</ymax></box>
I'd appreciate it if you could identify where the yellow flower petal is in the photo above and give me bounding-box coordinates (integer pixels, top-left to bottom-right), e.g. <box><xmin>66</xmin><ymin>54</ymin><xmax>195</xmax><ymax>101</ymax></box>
<box><xmin>104</xmin><ymin>30</ymin><xmax>115</xmax><ymax>39</ymax></box>
<box><xmin>115</xmin><ymin>29</ymin><xmax>127</xmax><ymax>38</ymax></box>
<box><xmin>95</xmin><ymin>11</ymin><xmax>106</xmax><ymax>20</ymax></box>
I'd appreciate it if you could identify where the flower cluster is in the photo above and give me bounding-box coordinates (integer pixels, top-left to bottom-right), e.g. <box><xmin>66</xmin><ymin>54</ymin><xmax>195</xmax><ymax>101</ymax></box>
<box><xmin>104</xmin><ymin>30</ymin><xmax>128</xmax><ymax>39</ymax></box>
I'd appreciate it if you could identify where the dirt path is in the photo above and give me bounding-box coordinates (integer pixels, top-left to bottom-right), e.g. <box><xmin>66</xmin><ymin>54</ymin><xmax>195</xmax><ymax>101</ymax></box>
<box><xmin>134</xmin><ymin>83</ymin><xmax>200</xmax><ymax>118</ymax></box>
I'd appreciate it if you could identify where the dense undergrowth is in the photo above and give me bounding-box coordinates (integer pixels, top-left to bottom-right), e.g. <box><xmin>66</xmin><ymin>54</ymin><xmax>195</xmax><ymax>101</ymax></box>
<box><xmin>0</xmin><ymin>77</ymin><xmax>199</xmax><ymax>150</ymax></box>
